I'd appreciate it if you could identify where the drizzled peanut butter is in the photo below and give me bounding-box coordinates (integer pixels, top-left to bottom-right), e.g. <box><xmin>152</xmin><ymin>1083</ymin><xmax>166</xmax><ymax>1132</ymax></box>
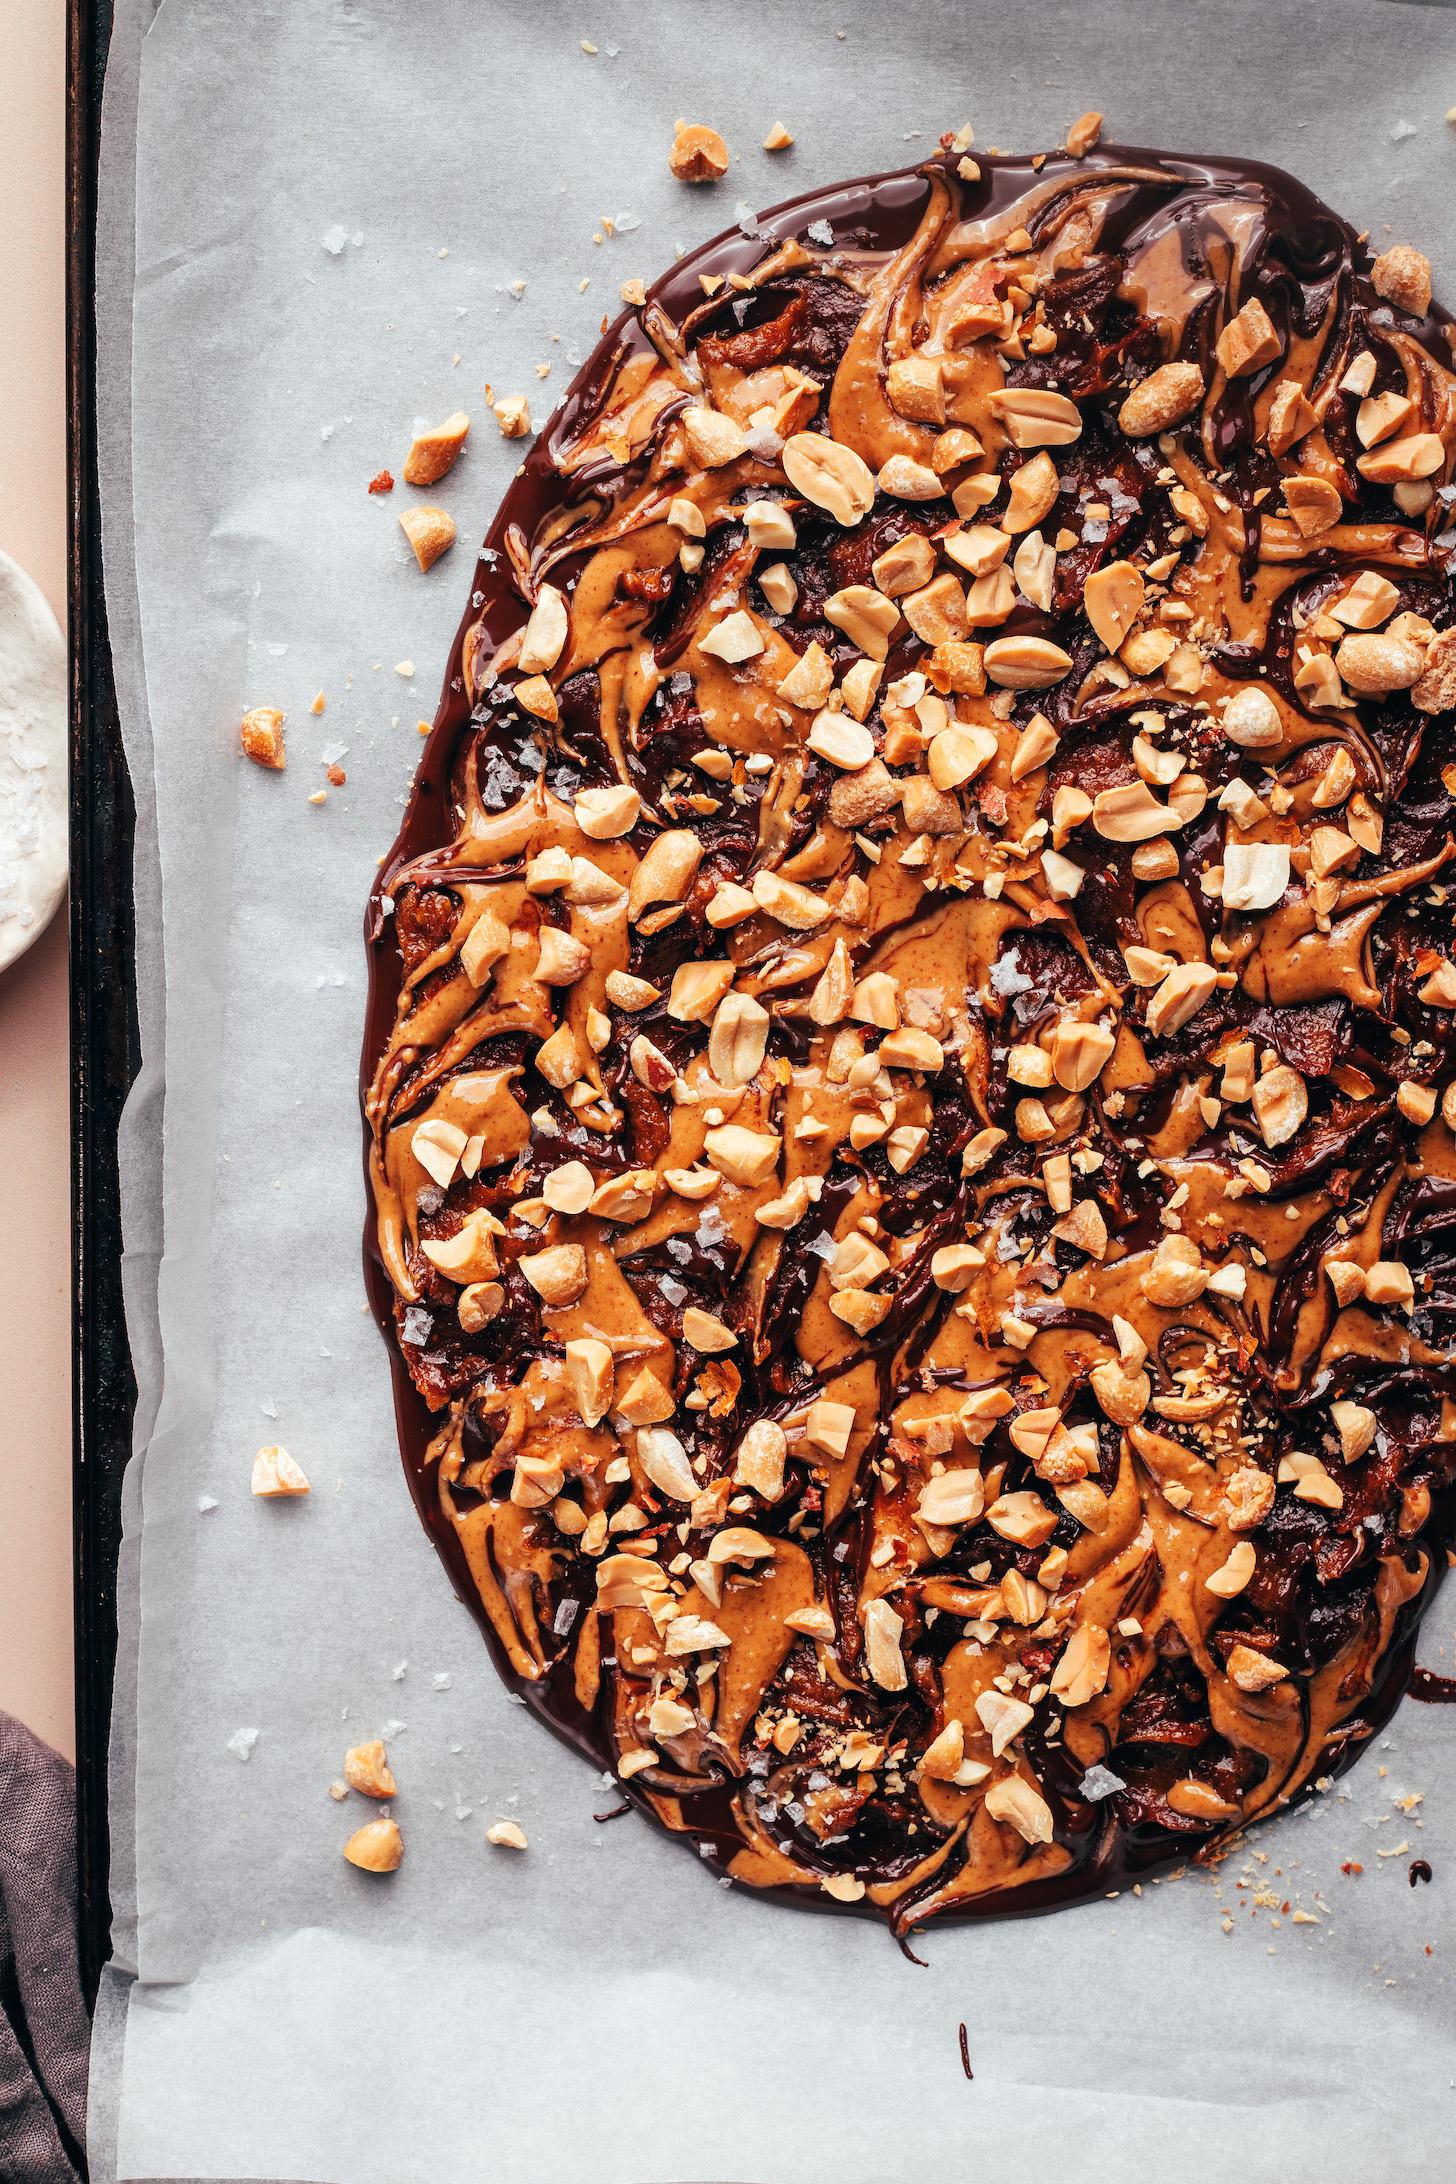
<box><xmin>364</xmin><ymin>143</ymin><xmax>1456</xmax><ymax>1930</ymax></box>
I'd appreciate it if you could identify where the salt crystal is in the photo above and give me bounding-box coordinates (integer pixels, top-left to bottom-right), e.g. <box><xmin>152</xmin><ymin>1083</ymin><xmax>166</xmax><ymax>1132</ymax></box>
<box><xmin>401</xmin><ymin>1305</ymin><xmax>432</xmax><ymax>1347</ymax></box>
<box><xmin>320</xmin><ymin>224</ymin><xmax>349</xmax><ymax>256</ymax></box>
<box><xmin>392</xmin><ymin>1661</ymin><xmax>408</xmax><ymax>1681</ymax></box>
<box><xmin>226</xmin><ymin>1727</ymin><xmax>259</xmax><ymax>1762</ymax></box>
<box><xmin>432</xmin><ymin>1672</ymin><xmax>452</xmax><ymax>1691</ymax></box>
<box><xmin>735</xmin><ymin>202</ymin><xmax>765</xmax><ymax>239</ymax></box>
<box><xmin>806</xmin><ymin>218</ymin><xmax>834</xmax><ymax>245</ymax></box>
<box><xmin>615</xmin><ymin>211</ymin><xmax>641</xmax><ymax>233</ymax></box>
<box><xmin>1080</xmin><ymin>1764</ymin><xmax>1126</xmax><ymax>1801</ymax></box>
<box><xmin>1391</xmin><ymin>119</ymin><xmax>1418</xmax><ymax>143</ymax></box>
<box><xmin>988</xmin><ymin>945</ymin><xmax>1031</xmax><ymax>998</ymax></box>
<box><xmin>319</xmin><ymin>740</ymin><xmax>348</xmax><ymax>765</ymax></box>
<box><xmin>197</xmin><ymin>1495</ymin><xmax>218</xmax><ymax>1514</ymax></box>
<box><xmin>382</xmin><ymin>1717</ymin><xmax>407</xmax><ymax>1738</ymax></box>
<box><xmin>260</xmin><ymin>1397</ymin><xmax>278</xmax><ymax>1419</ymax></box>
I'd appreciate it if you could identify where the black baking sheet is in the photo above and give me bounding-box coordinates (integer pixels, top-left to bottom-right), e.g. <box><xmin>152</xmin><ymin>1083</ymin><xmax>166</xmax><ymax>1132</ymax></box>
<box><xmin>67</xmin><ymin>0</ymin><xmax>137</xmax><ymax>2007</ymax></box>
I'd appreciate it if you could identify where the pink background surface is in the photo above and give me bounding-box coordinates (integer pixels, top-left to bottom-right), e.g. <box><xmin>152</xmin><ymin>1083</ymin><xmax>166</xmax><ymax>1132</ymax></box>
<box><xmin>0</xmin><ymin>0</ymin><xmax>75</xmax><ymax>1760</ymax></box>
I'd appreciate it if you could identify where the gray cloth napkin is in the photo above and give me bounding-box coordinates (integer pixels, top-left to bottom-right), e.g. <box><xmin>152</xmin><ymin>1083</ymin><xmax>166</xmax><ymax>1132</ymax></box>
<box><xmin>0</xmin><ymin>1714</ymin><xmax>88</xmax><ymax>2182</ymax></box>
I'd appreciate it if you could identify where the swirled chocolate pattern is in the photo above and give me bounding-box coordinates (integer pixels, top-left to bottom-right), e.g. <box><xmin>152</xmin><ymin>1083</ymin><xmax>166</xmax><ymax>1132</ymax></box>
<box><xmin>363</xmin><ymin>143</ymin><xmax>1456</xmax><ymax>1929</ymax></box>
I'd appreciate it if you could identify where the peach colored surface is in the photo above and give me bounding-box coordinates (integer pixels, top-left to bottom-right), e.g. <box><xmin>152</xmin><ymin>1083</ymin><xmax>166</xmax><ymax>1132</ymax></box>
<box><xmin>0</xmin><ymin>0</ymin><xmax>75</xmax><ymax>1761</ymax></box>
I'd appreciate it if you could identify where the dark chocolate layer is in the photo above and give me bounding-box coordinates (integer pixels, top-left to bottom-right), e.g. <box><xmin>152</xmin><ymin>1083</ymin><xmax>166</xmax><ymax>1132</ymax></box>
<box><xmin>363</xmin><ymin>142</ymin><xmax>1456</xmax><ymax>1929</ymax></box>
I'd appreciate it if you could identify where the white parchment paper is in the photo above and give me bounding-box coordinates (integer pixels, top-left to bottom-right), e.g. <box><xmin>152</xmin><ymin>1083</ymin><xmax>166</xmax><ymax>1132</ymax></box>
<box><xmin>92</xmin><ymin>3</ymin><xmax>1456</xmax><ymax>2177</ymax></box>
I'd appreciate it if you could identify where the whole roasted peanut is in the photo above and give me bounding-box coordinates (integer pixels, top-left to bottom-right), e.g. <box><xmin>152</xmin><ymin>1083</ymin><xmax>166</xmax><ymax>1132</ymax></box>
<box><xmin>1335</xmin><ymin>631</ymin><xmax>1425</xmax><ymax>694</ymax></box>
<box><xmin>1117</xmin><ymin>359</ymin><xmax>1204</xmax><ymax>436</ymax></box>
<box><xmin>988</xmin><ymin>385</ymin><xmax>1083</xmax><ymax>449</ymax></box>
<box><xmin>983</xmin><ymin>635</ymin><xmax>1073</xmax><ymax>689</ymax></box>
<box><xmin>627</xmin><ymin>829</ymin><xmax>703</xmax><ymax>922</ymax></box>
<box><xmin>240</xmin><ymin>706</ymin><xmax>286</xmax><ymax>769</ymax></box>
<box><xmin>782</xmin><ymin>432</ymin><xmax>876</xmax><ymax>525</ymax></box>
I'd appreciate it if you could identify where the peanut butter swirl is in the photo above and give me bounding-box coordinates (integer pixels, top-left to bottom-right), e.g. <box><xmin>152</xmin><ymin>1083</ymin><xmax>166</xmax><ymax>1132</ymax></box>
<box><xmin>363</xmin><ymin>144</ymin><xmax>1456</xmax><ymax>1930</ymax></box>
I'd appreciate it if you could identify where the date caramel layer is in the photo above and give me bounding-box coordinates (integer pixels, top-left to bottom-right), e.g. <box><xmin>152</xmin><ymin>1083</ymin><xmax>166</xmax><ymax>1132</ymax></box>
<box><xmin>363</xmin><ymin>143</ymin><xmax>1456</xmax><ymax>1930</ymax></box>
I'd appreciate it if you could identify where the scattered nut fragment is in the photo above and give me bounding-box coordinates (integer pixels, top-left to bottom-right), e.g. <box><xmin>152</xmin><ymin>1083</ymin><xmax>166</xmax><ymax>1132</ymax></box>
<box><xmin>1324</xmin><ymin>1257</ymin><xmax>1366</xmax><ymax>1309</ymax></box>
<box><xmin>518</xmin><ymin>583</ymin><xmax>570</xmax><ymax>673</ymax></box>
<box><xmin>1205</xmin><ymin>1541</ymin><xmax>1256</xmax><ymax>1599</ymax></box>
<box><xmin>1215</xmin><ymin>297</ymin><xmax>1282</xmax><ymax>381</ymax></box>
<box><xmin>1145</xmin><ymin>961</ymin><xmax>1217</xmax><ymax>1038</ymax></box>
<box><xmin>877</xmin><ymin>454</ymin><xmax>944</xmax><ymax>499</ymax></box>
<box><xmin>1140</xmin><ymin>1233</ymin><xmax>1207</xmax><ymax>1307</ymax></box>
<box><xmin>1364</xmin><ymin>1259</ymin><xmax>1414</xmax><ymax>1310</ymax></box>
<box><xmin>1266</xmin><ymin>378</ymin><xmax>1317</xmax><ymax>455</ymax></box>
<box><xmin>399</xmin><ymin>504</ymin><xmax>457</xmax><ymax>571</ymax></box>
<box><xmin>343</xmin><ymin>1817</ymin><xmax>404</xmax><ymax>1873</ymax></box>
<box><xmin>1050</xmin><ymin>1622</ymin><xmax>1111</xmax><ymax>1707</ymax></box>
<box><xmin>1356</xmin><ymin>432</ymin><xmax>1444</xmax><ymax>485</ymax></box>
<box><xmin>1221</xmin><ymin>842</ymin><xmax>1290</xmax><ymax>912</ymax></box>
<box><xmin>1411</xmin><ymin>626</ymin><xmax>1456</xmax><ymax>714</ymax></box>
<box><xmin>1330</xmin><ymin>1399</ymin><xmax>1378</xmax><ymax>1462</ymax></box>
<box><xmin>576</xmin><ymin>783</ymin><xmax>641</xmax><ymax>839</ymax></box>
<box><xmin>762</xmin><ymin>121</ymin><xmax>794</xmax><ymax>152</ymax></box>
<box><xmin>886</xmin><ymin>357</ymin><xmax>945</xmax><ymax>425</ymax></box>
<box><xmin>240</xmin><ymin>706</ymin><xmax>286</xmax><ymax>770</ymax></box>
<box><xmin>1226</xmin><ymin>1644</ymin><xmax>1289</xmax><ymax>1695</ymax></box>
<box><xmin>1371</xmin><ymin>244</ymin><xmax>1432</xmax><ymax>319</ymax></box>
<box><xmin>486</xmin><ymin>1819</ymin><xmax>530</xmax><ymax>1850</ymax></box>
<box><xmin>669</xmin><ymin>122</ymin><xmax>730</xmax><ymax>184</ymax></box>
<box><xmin>520</xmin><ymin>1244</ymin><xmax>588</xmax><ymax>1307</ymax></box>
<box><xmin>1082</xmin><ymin>560</ymin><xmax>1144</xmax><ymax>652</ymax></box>
<box><xmin>983</xmin><ymin>1773</ymin><xmax>1054</xmax><ymax>1845</ymax></box>
<box><xmin>1220</xmin><ymin>685</ymin><xmax>1282</xmax><ymax>747</ymax></box>
<box><xmin>1223</xmin><ymin>1465</ymin><xmax>1275</xmax><ymax>1531</ymax></box>
<box><xmin>403</xmin><ymin>410</ymin><xmax>470</xmax><ymax>487</ymax></box>
<box><xmin>862</xmin><ymin>1597</ymin><xmax>908</xmax><ymax>1691</ymax></box>
<box><xmin>682</xmin><ymin>407</ymin><xmax>749</xmax><ymax>469</ymax></box>
<box><xmin>251</xmin><ymin>1444</ymin><xmax>310</xmax><ymax>1498</ymax></box>
<box><xmin>1065</xmin><ymin>110</ymin><xmax>1103</xmax><ymax>158</ymax></box>
<box><xmin>1251</xmin><ymin>1063</ymin><xmax>1308</xmax><ymax>1148</ymax></box>
<box><xmin>493</xmin><ymin>394</ymin><xmax>532</xmax><ymax>438</ymax></box>
<box><xmin>344</xmin><ymin>1741</ymin><xmax>397</xmax><ymax>1799</ymax></box>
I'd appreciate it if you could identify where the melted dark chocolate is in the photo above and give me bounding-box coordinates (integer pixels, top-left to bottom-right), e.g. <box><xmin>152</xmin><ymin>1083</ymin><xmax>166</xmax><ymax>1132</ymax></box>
<box><xmin>363</xmin><ymin>140</ymin><xmax>1456</xmax><ymax>1930</ymax></box>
